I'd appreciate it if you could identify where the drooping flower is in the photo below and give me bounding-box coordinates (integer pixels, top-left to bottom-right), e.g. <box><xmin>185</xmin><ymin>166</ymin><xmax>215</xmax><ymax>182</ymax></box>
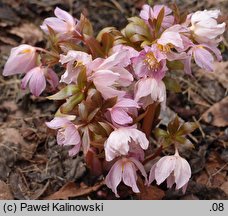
<box><xmin>140</xmin><ymin>4</ymin><xmax>174</xmax><ymax>29</ymax></box>
<box><xmin>184</xmin><ymin>44</ymin><xmax>222</xmax><ymax>73</ymax></box>
<box><xmin>40</xmin><ymin>7</ymin><xmax>78</xmax><ymax>35</ymax></box>
<box><xmin>134</xmin><ymin>77</ymin><xmax>166</xmax><ymax>109</ymax></box>
<box><xmin>190</xmin><ymin>10</ymin><xmax>226</xmax><ymax>43</ymax></box>
<box><xmin>105</xmin><ymin>157</ymin><xmax>148</xmax><ymax>197</ymax></box>
<box><xmin>60</xmin><ymin>50</ymin><xmax>92</xmax><ymax>84</ymax></box>
<box><xmin>149</xmin><ymin>150</ymin><xmax>191</xmax><ymax>193</ymax></box>
<box><xmin>21</xmin><ymin>67</ymin><xmax>59</xmax><ymax>96</ymax></box>
<box><xmin>132</xmin><ymin>45</ymin><xmax>167</xmax><ymax>80</ymax></box>
<box><xmin>3</xmin><ymin>44</ymin><xmax>37</xmax><ymax>76</ymax></box>
<box><xmin>46</xmin><ymin>117</ymin><xmax>81</xmax><ymax>156</ymax></box>
<box><xmin>106</xmin><ymin>98</ymin><xmax>139</xmax><ymax>126</ymax></box>
<box><xmin>104</xmin><ymin>127</ymin><xmax>149</xmax><ymax>161</ymax></box>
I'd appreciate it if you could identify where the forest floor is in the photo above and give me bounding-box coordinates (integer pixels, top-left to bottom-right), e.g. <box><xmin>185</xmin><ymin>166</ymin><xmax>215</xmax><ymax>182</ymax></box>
<box><xmin>0</xmin><ymin>0</ymin><xmax>227</xmax><ymax>200</ymax></box>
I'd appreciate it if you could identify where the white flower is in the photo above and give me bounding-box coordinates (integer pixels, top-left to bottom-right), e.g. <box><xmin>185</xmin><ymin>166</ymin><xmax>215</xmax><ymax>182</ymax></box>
<box><xmin>190</xmin><ymin>10</ymin><xmax>225</xmax><ymax>42</ymax></box>
<box><xmin>104</xmin><ymin>127</ymin><xmax>149</xmax><ymax>161</ymax></box>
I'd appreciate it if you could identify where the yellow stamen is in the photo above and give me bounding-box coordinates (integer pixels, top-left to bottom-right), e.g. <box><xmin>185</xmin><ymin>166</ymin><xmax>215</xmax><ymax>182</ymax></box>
<box><xmin>144</xmin><ymin>52</ymin><xmax>159</xmax><ymax>70</ymax></box>
<box><xmin>157</xmin><ymin>44</ymin><xmax>173</xmax><ymax>53</ymax></box>
<box><xmin>20</xmin><ymin>49</ymin><xmax>31</xmax><ymax>54</ymax></box>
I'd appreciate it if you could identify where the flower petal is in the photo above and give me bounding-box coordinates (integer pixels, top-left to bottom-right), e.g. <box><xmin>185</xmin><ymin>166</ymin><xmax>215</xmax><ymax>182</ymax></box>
<box><xmin>123</xmin><ymin>161</ymin><xmax>140</xmax><ymax>193</ymax></box>
<box><xmin>105</xmin><ymin>160</ymin><xmax>122</xmax><ymax>197</ymax></box>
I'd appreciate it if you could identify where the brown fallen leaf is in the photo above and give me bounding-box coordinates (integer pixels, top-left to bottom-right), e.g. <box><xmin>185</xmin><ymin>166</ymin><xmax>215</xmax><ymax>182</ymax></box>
<box><xmin>44</xmin><ymin>181</ymin><xmax>105</xmax><ymax>200</ymax></box>
<box><xmin>221</xmin><ymin>182</ymin><xmax>228</xmax><ymax>195</ymax></box>
<box><xmin>9</xmin><ymin>23</ymin><xmax>43</xmax><ymax>45</ymax></box>
<box><xmin>136</xmin><ymin>178</ymin><xmax>165</xmax><ymax>200</ymax></box>
<box><xmin>202</xmin><ymin>97</ymin><xmax>228</xmax><ymax>127</ymax></box>
<box><xmin>198</xmin><ymin>62</ymin><xmax>228</xmax><ymax>90</ymax></box>
<box><xmin>0</xmin><ymin>180</ymin><xmax>13</xmax><ymax>200</ymax></box>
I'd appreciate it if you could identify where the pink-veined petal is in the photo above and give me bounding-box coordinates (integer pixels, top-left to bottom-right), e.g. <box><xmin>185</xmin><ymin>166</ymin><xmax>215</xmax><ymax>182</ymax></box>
<box><xmin>111</xmin><ymin>108</ymin><xmax>133</xmax><ymax>125</ymax></box>
<box><xmin>27</xmin><ymin>67</ymin><xmax>46</xmax><ymax>96</ymax></box>
<box><xmin>174</xmin><ymin>157</ymin><xmax>191</xmax><ymax>189</ymax></box>
<box><xmin>155</xmin><ymin>156</ymin><xmax>176</xmax><ymax>185</ymax></box>
<box><xmin>105</xmin><ymin>160</ymin><xmax>123</xmax><ymax>197</ymax></box>
<box><xmin>123</xmin><ymin>161</ymin><xmax>140</xmax><ymax>193</ymax></box>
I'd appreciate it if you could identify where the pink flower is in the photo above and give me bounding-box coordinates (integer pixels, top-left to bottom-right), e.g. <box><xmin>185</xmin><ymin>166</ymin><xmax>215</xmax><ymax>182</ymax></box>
<box><xmin>106</xmin><ymin>98</ymin><xmax>139</xmax><ymax>126</ymax></box>
<box><xmin>105</xmin><ymin>157</ymin><xmax>148</xmax><ymax>197</ymax></box>
<box><xmin>140</xmin><ymin>4</ymin><xmax>174</xmax><ymax>29</ymax></box>
<box><xmin>40</xmin><ymin>7</ymin><xmax>77</xmax><ymax>35</ymax></box>
<box><xmin>104</xmin><ymin>127</ymin><xmax>149</xmax><ymax>161</ymax></box>
<box><xmin>21</xmin><ymin>66</ymin><xmax>59</xmax><ymax>96</ymax></box>
<box><xmin>184</xmin><ymin>44</ymin><xmax>222</xmax><ymax>73</ymax></box>
<box><xmin>134</xmin><ymin>78</ymin><xmax>166</xmax><ymax>109</ymax></box>
<box><xmin>190</xmin><ymin>10</ymin><xmax>226</xmax><ymax>43</ymax></box>
<box><xmin>3</xmin><ymin>44</ymin><xmax>37</xmax><ymax>76</ymax></box>
<box><xmin>157</xmin><ymin>25</ymin><xmax>187</xmax><ymax>49</ymax></box>
<box><xmin>46</xmin><ymin>117</ymin><xmax>81</xmax><ymax>156</ymax></box>
<box><xmin>132</xmin><ymin>45</ymin><xmax>167</xmax><ymax>80</ymax></box>
<box><xmin>89</xmin><ymin>51</ymin><xmax>133</xmax><ymax>99</ymax></box>
<box><xmin>60</xmin><ymin>50</ymin><xmax>92</xmax><ymax>84</ymax></box>
<box><xmin>149</xmin><ymin>150</ymin><xmax>191</xmax><ymax>193</ymax></box>
<box><xmin>110</xmin><ymin>45</ymin><xmax>139</xmax><ymax>67</ymax></box>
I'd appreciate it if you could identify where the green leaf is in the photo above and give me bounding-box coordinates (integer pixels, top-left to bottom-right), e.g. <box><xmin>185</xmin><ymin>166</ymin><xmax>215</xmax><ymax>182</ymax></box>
<box><xmin>167</xmin><ymin>60</ymin><xmax>184</xmax><ymax>70</ymax></box>
<box><xmin>60</xmin><ymin>93</ymin><xmax>84</xmax><ymax>113</ymax></box>
<box><xmin>96</xmin><ymin>27</ymin><xmax>117</xmax><ymax>41</ymax></box>
<box><xmin>163</xmin><ymin>77</ymin><xmax>181</xmax><ymax>93</ymax></box>
<box><xmin>80</xmin><ymin>14</ymin><xmax>94</xmax><ymax>36</ymax></box>
<box><xmin>77</xmin><ymin>68</ymin><xmax>87</xmax><ymax>89</ymax></box>
<box><xmin>84</xmin><ymin>36</ymin><xmax>105</xmax><ymax>58</ymax></box>
<box><xmin>168</xmin><ymin>116</ymin><xmax>180</xmax><ymax>134</ymax></box>
<box><xmin>78</xmin><ymin>102</ymin><xmax>88</xmax><ymax>121</ymax></box>
<box><xmin>171</xmin><ymin>3</ymin><xmax>180</xmax><ymax>24</ymax></box>
<box><xmin>82</xmin><ymin>127</ymin><xmax>90</xmax><ymax>154</ymax></box>
<box><xmin>101</xmin><ymin>32</ymin><xmax>114</xmax><ymax>55</ymax></box>
<box><xmin>174</xmin><ymin>136</ymin><xmax>192</xmax><ymax>146</ymax></box>
<box><xmin>88</xmin><ymin>123</ymin><xmax>108</xmax><ymax>137</ymax></box>
<box><xmin>88</xmin><ymin>107</ymin><xmax>100</xmax><ymax>122</ymax></box>
<box><xmin>154</xmin><ymin>128</ymin><xmax>168</xmax><ymax>139</ymax></box>
<box><xmin>98</xmin><ymin>122</ymin><xmax>113</xmax><ymax>135</ymax></box>
<box><xmin>177</xmin><ymin>122</ymin><xmax>198</xmax><ymax>136</ymax></box>
<box><xmin>47</xmin><ymin>85</ymin><xmax>80</xmax><ymax>100</ymax></box>
<box><xmin>155</xmin><ymin>7</ymin><xmax>165</xmax><ymax>34</ymax></box>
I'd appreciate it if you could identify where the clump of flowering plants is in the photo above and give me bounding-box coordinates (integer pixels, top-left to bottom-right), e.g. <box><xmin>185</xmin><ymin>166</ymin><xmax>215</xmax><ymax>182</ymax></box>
<box><xmin>3</xmin><ymin>4</ymin><xmax>225</xmax><ymax>197</ymax></box>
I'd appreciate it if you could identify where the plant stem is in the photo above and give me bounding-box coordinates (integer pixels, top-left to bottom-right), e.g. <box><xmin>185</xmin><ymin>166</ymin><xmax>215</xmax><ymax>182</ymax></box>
<box><xmin>35</xmin><ymin>47</ymin><xmax>59</xmax><ymax>58</ymax></box>
<box><xmin>143</xmin><ymin>145</ymin><xmax>163</xmax><ymax>165</ymax></box>
<box><xmin>142</xmin><ymin>103</ymin><xmax>157</xmax><ymax>138</ymax></box>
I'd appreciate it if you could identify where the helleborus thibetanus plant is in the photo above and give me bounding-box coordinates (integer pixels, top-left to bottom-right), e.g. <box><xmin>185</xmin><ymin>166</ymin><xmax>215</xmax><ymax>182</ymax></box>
<box><xmin>2</xmin><ymin>5</ymin><xmax>225</xmax><ymax>197</ymax></box>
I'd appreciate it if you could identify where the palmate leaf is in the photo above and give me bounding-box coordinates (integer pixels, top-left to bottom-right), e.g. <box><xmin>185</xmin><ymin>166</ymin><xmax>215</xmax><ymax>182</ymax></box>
<box><xmin>154</xmin><ymin>116</ymin><xmax>198</xmax><ymax>148</ymax></box>
<box><xmin>60</xmin><ymin>92</ymin><xmax>84</xmax><ymax>113</ymax></box>
<box><xmin>77</xmin><ymin>68</ymin><xmax>87</xmax><ymax>90</ymax></box>
<box><xmin>155</xmin><ymin>7</ymin><xmax>165</xmax><ymax>35</ymax></box>
<box><xmin>168</xmin><ymin>116</ymin><xmax>180</xmax><ymax>134</ymax></box>
<box><xmin>79</xmin><ymin>14</ymin><xmax>94</xmax><ymax>36</ymax></box>
<box><xmin>84</xmin><ymin>35</ymin><xmax>105</xmax><ymax>58</ymax></box>
<box><xmin>124</xmin><ymin>17</ymin><xmax>152</xmax><ymax>44</ymax></box>
<box><xmin>47</xmin><ymin>85</ymin><xmax>80</xmax><ymax>100</ymax></box>
<box><xmin>177</xmin><ymin>122</ymin><xmax>198</xmax><ymax>136</ymax></box>
<box><xmin>101</xmin><ymin>32</ymin><xmax>114</xmax><ymax>55</ymax></box>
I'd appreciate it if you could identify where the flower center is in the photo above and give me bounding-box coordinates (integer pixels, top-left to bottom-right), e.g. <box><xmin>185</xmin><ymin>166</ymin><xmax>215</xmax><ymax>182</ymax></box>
<box><xmin>157</xmin><ymin>44</ymin><xmax>172</xmax><ymax>53</ymax></box>
<box><xmin>144</xmin><ymin>52</ymin><xmax>159</xmax><ymax>70</ymax></box>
